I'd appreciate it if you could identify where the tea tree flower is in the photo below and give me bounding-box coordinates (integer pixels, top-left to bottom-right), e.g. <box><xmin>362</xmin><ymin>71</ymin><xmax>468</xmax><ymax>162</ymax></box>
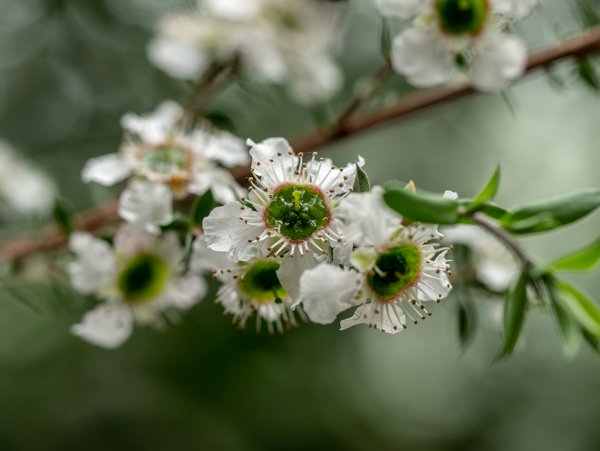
<box><xmin>82</xmin><ymin>101</ymin><xmax>248</xmax><ymax>203</ymax></box>
<box><xmin>298</xmin><ymin>189</ymin><xmax>452</xmax><ymax>333</ymax></box>
<box><xmin>69</xmin><ymin>226</ymin><xmax>206</xmax><ymax>348</ymax></box>
<box><xmin>0</xmin><ymin>140</ymin><xmax>57</xmax><ymax>218</ymax></box>
<box><xmin>148</xmin><ymin>0</ymin><xmax>343</xmax><ymax>104</ymax></box>
<box><xmin>203</xmin><ymin>138</ymin><xmax>357</xmax><ymax>262</ymax></box>
<box><xmin>378</xmin><ymin>0</ymin><xmax>536</xmax><ymax>90</ymax></box>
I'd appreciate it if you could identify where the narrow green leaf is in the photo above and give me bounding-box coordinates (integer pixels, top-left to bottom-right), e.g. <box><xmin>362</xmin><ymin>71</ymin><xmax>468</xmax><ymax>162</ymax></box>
<box><xmin>380</xmin><ymin>18</ymin><xmax>391</xmax><ymax>58</ymax></box>
<box><xmin>383</xmin><ymin>183</ymin><xmax>460</xmax><ymax>224</ymax></box>
<box><xmin>501</xmin><ymin>189</ymin><xmax>600</xmax><ymax>234</ymax></box>
<box><xmin>203</xmin><ymin>111</ymin><xmax>237</xmax><ymax>132</ymax></box>
<box><xmin>191</xmin><ymin>190</ymin><xmax>215</xmax><ymax>226</ymax></box>
<box><xmin>557</xmin><ymin>281</ymin><xmax>600</xmax><ymax>338</ymax></box>
<box><xmin>478</xmin><ymin>202</ymin><xmax>508</xmax><ymax>220</ymax></box>
<box><xmin>549</xmin><ymin>284</ymin><xmax>582</xmax><ymax>357</ymax></box>
<box><xmin>457</xmin><ymin>299</ymin><xmax>477</xmax><ymax>347</ymax></box>
<box><xmin>471</xmin><ymin>166</ymin><xmax>500</xmax><ymax>209</ymax></box>
<box><xmin>581</xmin><ymin>329</ymin><xmax>600</xmax><ymax>355</ymax></box>
<box><xmin>548</xmin><ymin>236</ymin><xmax>600</xmax><ymax>272</ymax></box>
<box><xmin>501</xmin><ymin>270</ymin><xmax>529</xmax><ymax>357</ymax></box>
<box><xmin>353</xmin><ymin>163</ymin><xmax>370</xmax><ymax>193</ymax></box>
<box><xmin>577</xmin><ymin>56</ymin><xmax>600</xmax><ymax>92</ymax></box>
<box><xmin>52</xmin><ymin>197</ymin><xmax>76</xmax><ymax>235</ymax></box>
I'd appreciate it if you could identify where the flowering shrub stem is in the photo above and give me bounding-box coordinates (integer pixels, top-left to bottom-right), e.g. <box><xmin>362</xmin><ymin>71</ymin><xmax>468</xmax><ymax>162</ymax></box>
<box><xmin>2</xmin><ymin>26</ymin><xmax>600</xmax><ymax>264</ymax></box>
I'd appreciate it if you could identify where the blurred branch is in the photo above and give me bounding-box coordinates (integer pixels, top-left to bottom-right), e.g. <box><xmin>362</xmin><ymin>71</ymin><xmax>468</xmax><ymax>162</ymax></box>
<box><xmin>2</xmin><ymin>26</ymin><xmax>600</xmax><ymax>264</ymax></box>
<box><xmin>180</xmin><ymin>59</ymin><xmax>238</xmax><ymax>124</ymax></box>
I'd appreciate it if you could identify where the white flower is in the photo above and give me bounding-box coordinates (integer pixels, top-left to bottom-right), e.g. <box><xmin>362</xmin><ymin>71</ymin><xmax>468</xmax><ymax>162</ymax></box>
<box><xmin>443</xmin><ymin>224</ymin><xmax>518</xmax><ymax>292</ymax></box>
<box><xmin>118</xmin><ymin>180</ymin><xmax>173</xmax><ymax>234</ymax></box>
<box><xmin>82</xmin><ymin>101</ymin><xmax>248</xmax><ymax>203</ymax></box>
<box><xmin>383</xmin><ymin>0</ymin><xmax>535</xmax><ymax>91</ymax></box>
<box><xmin>298</xmin><ymin>190</ymin><xmax>452</xmax><ymax>333</ymax></box>
<box><xmin>0</xmin><ymin>140</ymin><xmax>57</xmax><ymax>218</ymax></box>
<box><xmin>203</xmin><ymin>137</ymin><xmax>357</xmax><ymax>263</ymax></box>
<box><xmin>148</xmin><ymin>0</ymin><xmax>343</xmax><ymax>104</ymax></box>
<box><xmin>69</xmin><ymin>226</ymin><xmax>207</xmax><ymax>348</ymax></box>
<box><xmin>196</xmin><ymin>244</ymin><xmax>306</xmax><ymax>333</ymax></box>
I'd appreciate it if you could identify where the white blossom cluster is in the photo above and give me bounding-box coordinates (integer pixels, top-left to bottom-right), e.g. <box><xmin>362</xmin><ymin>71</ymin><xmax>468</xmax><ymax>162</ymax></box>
<box><xmin>148</xmin><ymin>0</ymin><xmax>344</xmax><ymax>105</ymax></box>
<box><xmin>69</xmin><ymin>129</ymin><xmax>454</xmax><ymax>346</ymax></box>
<box><xmin>376</xmin><ymin>0</ymin><xmax>537</xmax><ymax>90</ymax></box>
<box><xmin>195</xmin><ymin>139</ymin><xmax>453</xmax><ymax>335</ymax></box>
<box><xmin>69</xmin><ymin>101</ymin><xmax>250</xmax><ymax>347</ymax></box>
<box><xmin>0</xmin><ymin>140</ymin><xmax>56</xmax><ymax>219</ymax></box>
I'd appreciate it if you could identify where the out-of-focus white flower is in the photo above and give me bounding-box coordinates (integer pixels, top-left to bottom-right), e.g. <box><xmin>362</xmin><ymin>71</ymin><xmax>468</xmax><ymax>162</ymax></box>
<box><xmin>118</xmin><ymin>180</ymin><xmax>173</xmax><ymax>234</ymax></box>
<box><xmin>443</xmin><ymin>224</ymin><xmax>518</xmax><ymax>292</ymax></box>
<box><xmin>148</xmin><ymin>0</ymin><xmax>344</xmax><ymax>104</ymax></box>
<box><xmin>378</xmin><ymin>0</ymin><xmax>535</xmax><ymax>91</ymax></box>
<box><xmin>82</xmin><ymin>101</ymin><xmax>248</xmax><ymax>203</ymax></box>
<box><xmin>0</xmin><ymin>140</ymin><xmax>57</xmax><ymax>218</ymax></box>
<box><xmin>69</xmin><ymin>226</ymin><xmax>206</xmax><ymax>348</ymax></box>
<box><xmin>297</xmin><ymin>188</ymin><xmax>452</xmax><ymax>333</ymax></box>
<box><xmin>202</xmin><ymin>137</ymin><xmax>357</xmax><ymax>264</ymax></box>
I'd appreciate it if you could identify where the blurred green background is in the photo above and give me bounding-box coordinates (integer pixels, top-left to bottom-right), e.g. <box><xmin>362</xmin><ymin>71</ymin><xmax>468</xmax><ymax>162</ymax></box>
<box><xmin>1</xmin><ymin>0</ymin><xmax>600</xmax><ymax>450</ymax></box>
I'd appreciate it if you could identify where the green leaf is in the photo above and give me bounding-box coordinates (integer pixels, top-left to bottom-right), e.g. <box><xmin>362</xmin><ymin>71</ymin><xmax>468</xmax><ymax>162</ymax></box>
<box><xmin>500</xmin><ymin>270</ymin><xmax>529</xmax><ymax>357</ymax></box>
<box><xmin>471</xmin><ymin>166</ymin><xmax>500</xmax><ymax>210</ymax></box>
<box><xmin>556</xmin><ymin>281</ymin><xmax>600</xmax><ymax>338</ymax></box>
<box><xmin>383</xmin><ymin>183</ymin><xmax>460</xmax><ymax>224</ymax></box>
<box><xmin>203</xmin><ymin>111</ymin><xmax>237</xmax><ymax>132</ymax></box>
<box><xmin>577</xmin><ymin>56</ymin><xmax>600</xmax><ymax>92</ymax></box>
<box><xmin>548</xmin><ymin>236</ymin><xmax>600</xmax><ymax>272</ymax></box>
<box><xmin>160</xmin><ymin>214</ymin><xmax>191</xmax><ymax>234</ymax></box>
<box><xmin>501</xmin><ymin>189</ymin><xmax>600</xmax><ymax>234</ymax></box>
<box><xmin>380</xmin><ymin>18</ymin><xmax>392</xmax><ymax>58</ymax></box>
<box><xmin>457</xmin><ymin>298</ymin><xmax>477</xmax><ymax>347</ymax></box>
<box><xmin>478</xmin><ymin>202</ymin><xmax>508</xmax><ymax>220</ymax></box>
<box><xmin>549</xmin><ymin>284</ymin><xmax>581</xmax><ymax>356</ymax></box>
<box><xmin>52</xmin><ymin>197</ymin><xmax>76</xmax><ymax>235</ymax></box>
<box><xmin>353</xmin><ymin>163</ymin><xmax>370</xmax><ymax>193</ymax></box>
<box><xmin>191</xmin><ymin>190</ymin><xmax>216</xmax><ymax>227</ymax></box>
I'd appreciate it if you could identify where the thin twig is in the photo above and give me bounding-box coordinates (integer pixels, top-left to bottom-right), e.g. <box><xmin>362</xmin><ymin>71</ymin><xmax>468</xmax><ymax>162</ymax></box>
<box><xmin>2</xmin><ymin>26</ymin><xmax>600</xmax><ymax>264</ymax></box>
<box><xmin>470</xmin><ymin>212</ymin><xmax>534</xmax><ymax>269</ymax></box>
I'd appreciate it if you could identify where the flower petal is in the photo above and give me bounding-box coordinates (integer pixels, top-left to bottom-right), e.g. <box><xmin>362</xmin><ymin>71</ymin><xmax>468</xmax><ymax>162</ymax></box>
<box><xmin>165</xmin><ymin>275</ymin><xmax>207</xmax><ymax>310</ymax></box>
<box><xmin>121</xmin><ymin>101</ymin><xmax>183</xmax><ymax>144</ymax></box>
<box><xmin>492</xmin><ymin>0</ymin><xmax>537</xmax><ymax>19</ymax></box>
<box><xmin>200</xmin><ymin>130</ymin><xmax>250</xmax><ymax>168</ymax></box>
<box><xmin>277</xmin><ymin>253</ymin><xmax>320</xmax><ymax>301</ymax></box>
<box><xmin>248</xmin><ymin>137</ymin><xmax>296</xmax><ymax>185</ymax></box>
<box><xmin>391</xmin><ymin>28</ymin><xmax>454</xmax><ymax>87</ymax></box>
<box><xmin>71</xmin><ymin>304</ymin><xmax>134</xmax><ymax>349</ymax></box>
<box><xmin>188</xmin><ymin>167</ymin><xmax>246</xmax><ymax>204</ymax></box>
<box><xmin>470</xmin><ymin>34</ymin><xmax>526</xmax><ymax>91</ymax></box>
<box><xmin>118</xmin><ymin>181</ymin><xmax>173</xmax><ymax>234</ymax></box>
<box><xmin>68</xmin><ymin>233</ymin><xmax>116</xmax><ymax>295</ymax></box>
<box><xmin>147</xmin><ymin>36</ymin><xmax>209</xmax><ymax>80</ymax></box>
<box><xmin>298</xmin><ymin>263</ymin><xmax>360</xmax><ymax>324</ymax></box>
<box><xmin>202</xmin><ymin>202</ymin><xmax>263</xmax><ymax>262</ymax></box>
<box><xmin>338</xmin><ymin>187</ymin><xmax>401</xmax><ymax>248</ymax></box>
<box><xmin>82</xmin><ymin>153</ymin><xmax>131</xmax><ymax>186</ymax></box>
<box><xmin>340</xmin><ymin>302</ymin><xmax>407</xmax><ymax>334</ymax></box>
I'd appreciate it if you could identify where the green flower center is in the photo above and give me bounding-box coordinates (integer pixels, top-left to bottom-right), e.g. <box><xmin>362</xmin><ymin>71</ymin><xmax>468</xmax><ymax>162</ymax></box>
<box><xmin>239</xmin><ymin>260</ymin><xmax>288</xmax><ymax>304</ymax></box>
<box><xmin>118</xmin><ymin>253</ymin><xmax>170</xmax><ymax>303</ymax></box>
<box><xmin>265</xmin><ymin>184</ymin><xmax>331</xmax><ymax>242</ymax></box>
<box><xmin>142</xmin><ymin>145</ymin><xmax>189</xmax><ymax>175</ymax></box>
<box><xmin>367</xmin><ymin>245</ymin><xmax>421</xmax><ymax>300</ymax></box>
<box><xmin>436</xmin><ymin>0</ymin><xmax>489</xmax><ymax>36</ymax></box>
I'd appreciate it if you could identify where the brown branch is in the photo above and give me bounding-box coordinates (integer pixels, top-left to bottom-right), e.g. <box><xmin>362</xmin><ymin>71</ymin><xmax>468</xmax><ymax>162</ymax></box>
<box><xmin>2</xmin><ymin>26</ymin><xmax>600</xmax><ymax>264</ymax></box>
